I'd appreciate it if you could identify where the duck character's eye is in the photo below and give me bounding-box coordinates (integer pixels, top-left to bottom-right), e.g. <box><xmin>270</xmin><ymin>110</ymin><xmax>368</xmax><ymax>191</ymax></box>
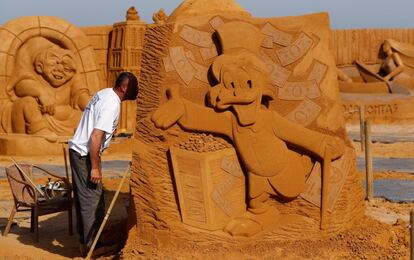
<box><xmin>247</xmin><ymin>80</ymin><xmax>252</xmax><ymax>89</ymax></box>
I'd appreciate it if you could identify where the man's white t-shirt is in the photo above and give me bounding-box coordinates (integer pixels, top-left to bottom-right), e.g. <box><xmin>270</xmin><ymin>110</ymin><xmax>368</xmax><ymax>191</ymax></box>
<box><xmin>69</xmin><ymin>88</ymin><xmax>121</xmax><ymax>156</ymax></box>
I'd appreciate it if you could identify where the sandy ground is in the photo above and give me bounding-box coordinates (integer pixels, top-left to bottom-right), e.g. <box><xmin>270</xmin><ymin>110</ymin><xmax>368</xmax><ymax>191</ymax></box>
<box><xmin>0</xmin><ymin>176</ymin><xmax>129</xmax><ymax>259</ymax></box>
<box><xmin>0</xmin><ymin>134</ymin><xmax>414</xmax><ymax>259</ymax></box>
<box><xmin>348</xmin><ymin>123</ymin><xmax>414</xmax><ymax>158</ymax></box>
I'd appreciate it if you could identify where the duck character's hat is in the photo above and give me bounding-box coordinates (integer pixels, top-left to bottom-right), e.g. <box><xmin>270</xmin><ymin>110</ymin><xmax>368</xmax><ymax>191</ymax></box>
<box><xmin>216</xmin><ymin>21</ymin><xmax>264</xmax><ymax>55</ymax></box>
<box><xmin>211</xmin><ymin>21</ymin><xmax>275</xmax><ymax>99</ymax></box>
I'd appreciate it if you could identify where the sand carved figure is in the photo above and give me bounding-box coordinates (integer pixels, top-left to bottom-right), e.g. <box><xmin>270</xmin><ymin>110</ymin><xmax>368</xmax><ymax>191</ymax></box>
<box><xmin>344</xmin><ymin>39</ymin><xmax>414</xmax><ymax>94</ymax></box>
<box><xmin>376</xmin><ymin>39</ymin><xmax>414</xmax><ymax>89</ymax></box>
<box><xmin>126</xmin><ymin>6</ymin><xmax>140</xmax><ymax>21</ymax></box>
<box><xmin>128</xmin><ymin>3</ymin><xmax>364</xmax><ymax>256</ymax></box>
<box><xmin>0</xmin><ymin>16</ymin><xmax>101</xmax><ymax>146</ymax></box>
<box><xmin>4</xmin><ymin>37</ymin><xmax>91</xmax><ymax>140</ymax></box>
<box><xmin>152</xmin><ymin>21</ymin><xmax>345</xmax><ymax>237</ymax></box>
<box><xmin>153</xmin><ymin>8</ymin><xmax>168</xmax><ymax>24</ymax></box>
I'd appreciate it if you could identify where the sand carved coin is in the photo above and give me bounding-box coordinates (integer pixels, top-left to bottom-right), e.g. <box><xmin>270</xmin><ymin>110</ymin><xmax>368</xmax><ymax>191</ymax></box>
<box><xmin>308</xmin><ymin>60</ymin><xmax>328</xmax><ymax>85</ymax></box>
<box><xmin>276</xmin><ymin>32</ymin><xmax>313</xmax><ymax>66</ymax></box>
<box><xmin>221</xmin><ymin>156</ymin><xmax>244</xmax><ymax>178</ymax></box>
<box><xmin>211</xmin><ymin>176</ymin><xmax>236</xmax><ymax>216</ymax></box>
<box><xmin>180</xmin><ymin>25</ymin><xmax>213</xmax><ymax>48</ymax></box>
<box><xmin>259</xmin><ymin>51</ymin><xmax>291</xmax><ymax>87</ymax></box>
<box><xmin>200</xmin><ymin>45</ymin><xmax>218</xmax><ymax>61</ymax></box>
<box><xmin>188</xmin><ymin>59</ymin><xmax>209</xmax><ymax>83</ymax></box>
<box><xmin>163</xmin><ymin>56</ymin><xmax>175</xmax><ymax>72</ymax></box>
<box><xmin>261</xmin><ymin>35</ymin><xmax>274</xmax><ymax>49</ymax></box>
<box><xmin>185</xmin><ymin>50</ymin><xmax>196</xmax><ymax>61</ymax></box>
<box><xmin>286</xmin><ymin>99</ymin><xmax>321</xmax><ymax>126</ymax></box>
<box><xmin>279</xmin><ymin>80</ymin><xmax>320</xmax><ymax>100</ymax></box>
<box><xmin>300</xmin><ymin>148</ymin><xmax>354</xmax><ymax>212</ymax></box>
<box><xmin>261</xmin><ymin>23</ymin><xmax>293</xmax><ymax>47</ymax></box>
<box><xmin>209</xmin><ymin>16</ymin><xmax>225</xmax><ymax>30</ymax></box>
<box><xmin>170</xmin><ymin>46</ymin><xmax>195</xmax><ymax>85</ymax></box>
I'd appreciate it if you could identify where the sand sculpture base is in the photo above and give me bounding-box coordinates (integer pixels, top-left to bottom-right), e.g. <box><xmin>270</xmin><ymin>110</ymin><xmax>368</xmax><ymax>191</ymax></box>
<box><xmin>125</xmin><ymin>138</ymin><xmax>364</xmax><ymax>258</ymax></box>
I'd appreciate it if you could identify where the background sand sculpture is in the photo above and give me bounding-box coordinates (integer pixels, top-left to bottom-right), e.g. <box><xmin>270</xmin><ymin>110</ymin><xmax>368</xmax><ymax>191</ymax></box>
<box><xmin>0</xmin><ymin>12</ymin><xmax>146</xmax><ymax>155</ymax></box>
<box><xmin>124</xmin><ymin>0</ymin><xmax>364</xmax><ymax>257</ymax></box>
<box><xmin>0</xmin><ymin>16</ymin><xmax>103</xmax><ymax>155</ymax></box>
<box><xmin>332</xmin><ymin>29</ymin><xmax>414</xmax><ymax>123</ymax></box>
<box><xmin>0</xmin><ymin>16</ymin><xmax>101</xmax><ymax>136</ymax></box>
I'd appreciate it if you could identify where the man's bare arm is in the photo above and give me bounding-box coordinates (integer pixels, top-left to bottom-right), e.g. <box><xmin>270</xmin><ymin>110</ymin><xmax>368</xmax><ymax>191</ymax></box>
<box><xmin>77</xmin><ymin>92</ymin><xmax>91</xmax><ymax>110</ymax></box>
<box><xmin>89</xmin><ymin>129</ymin><xmax>105</xmax><ymax>184</ymax></box>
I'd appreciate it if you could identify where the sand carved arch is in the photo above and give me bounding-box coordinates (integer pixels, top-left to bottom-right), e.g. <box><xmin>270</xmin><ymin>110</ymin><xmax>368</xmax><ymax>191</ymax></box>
<box><xmin>0</xmin><ymin>16</ymin><xmax>101</xmax><ymax>99</ymax></box>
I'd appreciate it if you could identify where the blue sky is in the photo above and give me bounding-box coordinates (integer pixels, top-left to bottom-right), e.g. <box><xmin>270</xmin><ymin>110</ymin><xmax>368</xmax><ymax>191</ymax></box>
<box><xmin>0</xmin><ymin>0</ymin><xmax>413</xmax><ymax>29</ymax></box>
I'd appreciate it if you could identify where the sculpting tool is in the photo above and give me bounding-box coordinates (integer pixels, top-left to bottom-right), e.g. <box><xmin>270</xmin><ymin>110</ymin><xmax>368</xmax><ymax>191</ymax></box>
<box><xmin>86</xmin><ymin>163</ymin><xmax>131</xmax><ymax>259</ymax></box>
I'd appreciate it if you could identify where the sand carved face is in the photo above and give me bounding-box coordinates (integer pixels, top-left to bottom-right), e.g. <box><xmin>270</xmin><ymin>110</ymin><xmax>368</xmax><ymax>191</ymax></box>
<box><xmin>382</xmin><ymin>41</ymin><xmax>393</xmax><ymax>56</ymax></box>
<box><xmin>34</xmin><ymin>47</ymin><xmax>77</xmax><ymax>87</ymax></box>
<box><xmin>209</xmin><ymin>52</ymin><xmax>272</xmax><ymax>126</ymax></box>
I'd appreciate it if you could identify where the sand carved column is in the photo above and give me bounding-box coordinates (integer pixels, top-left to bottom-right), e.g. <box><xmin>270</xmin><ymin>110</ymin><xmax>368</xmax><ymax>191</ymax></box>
<box><xmin>108</xmin><ymin>7</ymin><xmax>146</xmax><ymax>135</ymax></box>
<box><xmin>126</xmin><ymin>2</ymin><xmax>364</xmax><ymax>258</ymax></box>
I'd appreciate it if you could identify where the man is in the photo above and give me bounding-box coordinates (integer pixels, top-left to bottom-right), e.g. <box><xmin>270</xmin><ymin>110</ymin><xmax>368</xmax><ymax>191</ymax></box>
<box><xmin>69</xmin><ymin>72</ymin><xmax>138</xmax><ymax>256</ymax></box>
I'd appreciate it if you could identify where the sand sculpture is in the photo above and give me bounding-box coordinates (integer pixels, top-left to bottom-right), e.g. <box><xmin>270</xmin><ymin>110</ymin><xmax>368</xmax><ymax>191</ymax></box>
<box><xmin>153</xmin><ymin>9</ymin><xmax>168</xmax><ymax>25</ymax></box>
<box><xmin>152</xmin><ymin>21</ymin><xmax>346</xmax><ymax>236</ymax></box>
<box><xmin>335</xmin><ymin>38</ymin><xmax>414</xmax><ymax>123</ymax></box>
<box><xmin>125</xmin><ymin>0</ymin><xmax>364</xmax><ymax>257</ymax></box>
<box><xmin>7</xmin><ymin>38</ymin><xmax>90</xmax><ymax>141</ymax></box>
<box><xmin>0</xmin><ymin>16</ymin><xmax>101</xmax><ymax>144</ymax></box>
<box><xmin>126</xmin><ymin>6</ymin><xmax>140</xmax><ymax>21</ymax></box>
<box><xmin>0</xmin><ymin>8</ymin><xmax>146</xmax><ymax>155</ymax></box>
<box><xmin>108</xmin><ymin>8</ymin><xmax>146</xmax><ymax>135</ymax></box>
<box><xmin>339</xmin><ymin>39</ymin><xmax>414</xmax><ymax>94</ymax></box>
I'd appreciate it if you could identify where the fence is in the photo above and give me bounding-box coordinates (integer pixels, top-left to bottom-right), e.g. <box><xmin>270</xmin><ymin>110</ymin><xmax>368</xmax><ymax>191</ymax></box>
<box><xmin>331</xmin><ymin>28</ymin><xmax>414</xmax><ymax>66</ymax></box>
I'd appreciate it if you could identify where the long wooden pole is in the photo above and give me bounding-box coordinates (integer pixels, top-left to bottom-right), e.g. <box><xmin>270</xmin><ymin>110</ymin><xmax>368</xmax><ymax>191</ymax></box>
<box><xmin>86</xmin><ymin>164</ymin><xmax>131</xmax><ymax>259</ymax></box>
<box><xmin>364</xmin><ymin>120</ymin><xmax>373</xmax><ymax>201</ymax></box>
<box><xmin>320</xmin><ymin>145</ymin><xmax>332</xmax><ymax>230</ymax></box>
<box><xmin>411</xmin><ymin>210</ymin><xmax>414</xmax><ymax>260</ymax></box>
<box><xmin>359</xmin><ymin>106</ymin><xmax>365</xmax><ymax>151</ymax></box>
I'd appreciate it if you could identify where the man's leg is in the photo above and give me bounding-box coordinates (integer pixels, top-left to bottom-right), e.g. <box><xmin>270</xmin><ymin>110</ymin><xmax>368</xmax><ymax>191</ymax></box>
<box><xmin>69</xmin><ymin>149</ymin><xmax>105</xmax><ymax>250</ymax></box>
<box><xmin>69</xmin><ymin>149</ymin><xmax>86</xmax><ymax>246</ymax></box>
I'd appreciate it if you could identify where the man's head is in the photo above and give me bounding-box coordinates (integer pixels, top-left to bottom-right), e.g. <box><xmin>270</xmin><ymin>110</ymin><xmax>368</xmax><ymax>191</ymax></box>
<box><xmin>114</xmin><ymin>72</ymin><xmax>139</xmax><ymax>101</ymax></box>
<box><xmin>34</xmin><ymin>46</ymin><xmax>77</xmax><ymax>87</ymax></box>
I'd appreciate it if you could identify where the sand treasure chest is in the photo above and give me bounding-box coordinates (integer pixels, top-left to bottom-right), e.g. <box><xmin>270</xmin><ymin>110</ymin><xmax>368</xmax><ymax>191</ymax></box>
<box><xmin>169</xmin><ymin>133</ymin><xmax>246</xmax><ymax>231</ymax></box>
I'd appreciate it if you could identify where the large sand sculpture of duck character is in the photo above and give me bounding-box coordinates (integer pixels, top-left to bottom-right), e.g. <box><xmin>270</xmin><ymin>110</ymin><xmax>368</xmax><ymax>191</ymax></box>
<box><xmin>152</xmin><ymin>21</ymin><xmax>345</xmax><ymax>237</ymax></box>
